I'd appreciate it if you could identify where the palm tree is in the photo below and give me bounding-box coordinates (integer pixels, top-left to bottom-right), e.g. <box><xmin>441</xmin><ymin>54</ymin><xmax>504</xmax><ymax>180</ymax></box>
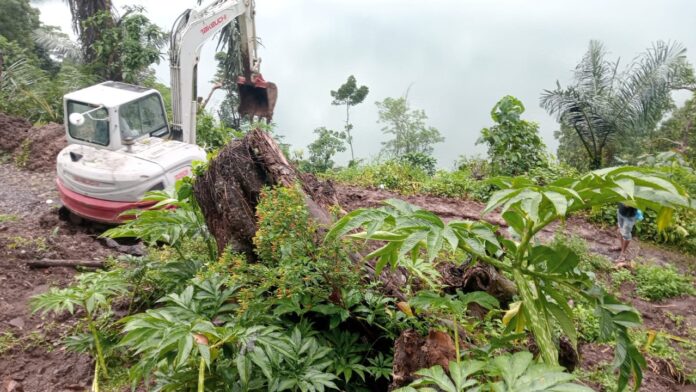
<box><xmin>50</xmin><ymin>0</ymin><xmax>114</xmax><ymax>63</ymax></box>
<box><xmin>541</xmin><ymin>40</ymin><xmax>694</xmax><ymax>169</ymax></box>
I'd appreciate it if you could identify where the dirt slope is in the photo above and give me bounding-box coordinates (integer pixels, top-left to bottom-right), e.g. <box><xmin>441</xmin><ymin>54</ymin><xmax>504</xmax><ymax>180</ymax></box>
<box><xmin>0</xmin><ymin>112</ymin><xmax>67</xmax><ymax>172</ymax></box>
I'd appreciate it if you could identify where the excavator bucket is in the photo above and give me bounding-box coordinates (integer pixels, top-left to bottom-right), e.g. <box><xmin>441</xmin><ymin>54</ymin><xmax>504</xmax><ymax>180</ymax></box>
<box><xmin>237</xmin><ymin>75</ymin><xmax>278</xmax><ymax>121</ymax></box>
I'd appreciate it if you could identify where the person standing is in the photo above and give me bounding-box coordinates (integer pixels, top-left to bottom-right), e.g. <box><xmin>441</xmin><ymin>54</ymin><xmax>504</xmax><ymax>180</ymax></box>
<box><xmin>616</xmin><ymin>203</ymin><xmax>638</xmax><ymax>260</ymax></box>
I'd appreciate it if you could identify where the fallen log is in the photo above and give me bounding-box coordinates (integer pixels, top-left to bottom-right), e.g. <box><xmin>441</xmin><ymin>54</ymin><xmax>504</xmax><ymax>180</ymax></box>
<box><xmin>27</xmin><ymin>259</ymin><xmax>104</xmax><ymax>268</ymax></box>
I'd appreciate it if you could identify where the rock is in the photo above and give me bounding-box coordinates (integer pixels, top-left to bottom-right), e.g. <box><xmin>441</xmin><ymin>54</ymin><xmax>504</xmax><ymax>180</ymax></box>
<box><xmin>2</xmin><ymin>377</ymin><xmax>23</xmax><ymax>392</ymax></box>
<box><xmin>8</xmin><ymin>317</ymin><xmax>24</xmax><ymax>330</ymax></box>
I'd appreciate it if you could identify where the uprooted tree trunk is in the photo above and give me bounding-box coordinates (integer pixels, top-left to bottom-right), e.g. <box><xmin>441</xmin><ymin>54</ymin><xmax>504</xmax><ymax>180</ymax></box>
<box><xmin>193</xmin><ymin>129</ymin><xmax>340</xmax><ymax>256</ymax></box>
<box><xmin>193</xmin><ymin>129</ymin><xmax>520</xmax><ymax>385</ymax></box>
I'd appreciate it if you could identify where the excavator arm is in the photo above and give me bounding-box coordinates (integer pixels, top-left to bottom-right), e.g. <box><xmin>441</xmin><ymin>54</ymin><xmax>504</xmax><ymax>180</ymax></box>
<box><xmin>169</xmin><ymin>0</ymin><xmax>276</xmax><ymax>144</ymax></box>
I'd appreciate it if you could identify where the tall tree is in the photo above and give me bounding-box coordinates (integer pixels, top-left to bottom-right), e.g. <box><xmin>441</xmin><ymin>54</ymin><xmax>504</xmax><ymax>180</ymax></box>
<box><xmin>652</xmin><ymin>93</ymin><xmax>696</xmax><ymax>163</ymax></box>
<box><xmin>376</xmin><ymin>96</ymin><xmax>444</xmax><ymax>158</ymax></box>
<box><xmin>61</xmin><ymin>0</ymin><xmax>114</xmax><ymax>63</ymax></box>
<box><xmin>81</xmin><ymin>6</ymin><xmax>166</xmax><ymax>83</ymax></box>
<box><xmin>541</xmin><ymin>40</ymin><xmax>694</xmax><ymax>169</ymax></box>
<box><xmin>477</xmin><ymin>95</ymin><xmax>547</xmax><ymax>176</ymax></box>
<box><xmin>331</xmin><ymin>75</ymin><xmax>369</xmax><ymax>162</ymax></box>
<box><xmin>305</xmin><ymin>127</ymin><xmax>346</xmax><ymax>173</ymax></box>
<box><xmin>0</xmin><ymin>0</ymin><xmax>41</xmax><ymax>50</ymax></box>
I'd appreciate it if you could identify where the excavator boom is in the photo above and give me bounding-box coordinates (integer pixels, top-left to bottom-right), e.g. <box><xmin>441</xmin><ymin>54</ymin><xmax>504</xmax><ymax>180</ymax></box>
<box><xmin>169</xmin><ymin>0</ymin><xmax>277</xmax><ymax>143</ymax></box>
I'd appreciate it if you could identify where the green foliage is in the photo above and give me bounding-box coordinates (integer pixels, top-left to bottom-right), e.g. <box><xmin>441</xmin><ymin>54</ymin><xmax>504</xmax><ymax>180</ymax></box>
<box><xmin>82</xmin><ymin>7</ymin><xmax>166</xmax><ymax>83</ymax></box>
<box><xmin>120</xmin><ymin>277</ymin><xmax>287</xmax><ymax>391</ymax></box>
<box><xmin>331</xmin><ymin>75</ymin><xmax>369</xmax><ymax>162</ymax></box>
<box><xmin>31</xmin><ymin>270</ymin><xmax>130</xmax><ymax>386</ymax></box>
<box><xmin>195</xmin><ymin>110</ymin><xmax>241</xmax><ymax>151</ymax></box>
<box><xmin>0</xmin><ymin>35</ymin><xmax>95</xmax><ymax>123</ymax></box>
<box><xmin>542</xmin><ymin>40</ymin><xmax>693</xmax><ymax>169</ymax></box>
<box><xmin>103</xmin><ymin>178</ymin><xmax>217</xmax><ymax>263</ymax></box>
<box><xmin>652</xmin><ymin>93</ymin><xmax>696</xmax><ymax>163</ymax></box>
<box><xmin>550</xmin><ymin>233</ymin><xmax>614</xmax><ymax>272</ymax></box>
<box><xmin>303</xmin><ymin>127</ymin><xmax>346</xmax><ymax>173</ymax></box>
<box><xmin>633</xmin><ymin>263</ymin><xmax>695</xmax><ymax>301</ymax></box>
<box><xmin>376</xmin><ymin>96</ymin><xmax>445</xmax><ymax>158</ymax></box>
<box><xmin>477</xmin><ymin>96</ymin><xmax>548</xmax><ymax>176</ymax></box>
<box><xmin>588</xmin><ymin>153</ymin><xmax>696</xmax><ymax>253</ymax></box>
<box><xmin>0</xmin><ymin>0</ymin><xmax>41</xmax><ymax>50</ymax></box>
<box><xmin>329</xmin><ymin>166</ymin><xmax>695</xmax><ymax>390</ymax></box>
<box><xmin>250</xmin><ymin>327</ymin><xmax>339</xmax><ymax>391</ymax></box>
<box><xmin>399</xmin><ymin>152</ymin><xmax>437</xmax><ymax>176</ymax></box>
<box><xmin>397</xmin><ymin>352</ymin><xmax>593</xmax><ymax>392</ymax></box>
<box><xmin>324</xmin><ymin>161</ymin><xmax>493</xmax><ymax>201</ymax></box>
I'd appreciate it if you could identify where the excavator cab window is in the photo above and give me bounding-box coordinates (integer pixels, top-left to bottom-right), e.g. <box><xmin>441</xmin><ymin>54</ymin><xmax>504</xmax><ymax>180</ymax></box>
<box><xmin>67</xmin><ymin>101</ymin><xmax>110</xmax><ymax>146</ymax></box>
<box><xmin>118</xmin><ymin>93</ymin><xmax>170</xmax><ymax>140</ymax></box>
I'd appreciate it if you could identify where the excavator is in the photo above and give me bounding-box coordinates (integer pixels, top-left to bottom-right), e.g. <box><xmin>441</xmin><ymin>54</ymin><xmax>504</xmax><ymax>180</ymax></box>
<box><xmin>56</xmin><ymin>0</ymin><xmax>277</xmax><ymax>224</ymax></box>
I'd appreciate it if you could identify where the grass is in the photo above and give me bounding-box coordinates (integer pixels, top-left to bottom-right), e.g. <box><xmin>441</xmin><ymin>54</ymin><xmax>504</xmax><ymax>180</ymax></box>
<box><xmin>0</xmin><ymin>330</ymin><xmax>48</xmax><ymax>355</ymax></box>
<box><xmin>551</xmin><ymin>233</ymin><xmax>614</xmax><ymax>272</ymax></box>
<box><xmin>6</xmin><ymin>236</ymin><xmax>49</xmax><ymax>253</ymax></box>
<box><xmin>322</xmin><ymin>161</ymin><xmax>494</xmax><ymax>201</ymax></box>
<box><xmin>0</xmin><ymin>214</ymin><xmax>18</xmax><ymax>223</ymax></box>
<box><xmin>575</xmin><ymin>361</ymin><xmax>618</xmax><ymax>391</ymax></box>
<box><xmin>633</xmin><ymin>263</ymin><xmax>695</xmax><ymax>301</ymax></box>
<box><xmin>14</xmin><ymin>138</ymin><xmax>31</xmax><ymax>168</ymax></box>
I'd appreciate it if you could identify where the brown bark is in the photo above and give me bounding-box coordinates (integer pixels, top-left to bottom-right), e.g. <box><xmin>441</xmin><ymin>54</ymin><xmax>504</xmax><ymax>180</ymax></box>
<box><xmin>27</xmin><ymin>259</ymin><xmax>104</xmax><ymax>268</ymax></box>
<box><xmin>193</xmin><ymin>129</ymin><xmax>339</xmax><ymax>256</ymax></box>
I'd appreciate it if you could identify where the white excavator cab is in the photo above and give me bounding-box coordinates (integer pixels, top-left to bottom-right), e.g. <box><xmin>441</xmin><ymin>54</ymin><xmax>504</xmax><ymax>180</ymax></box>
<box><xmin>57</xmin><ymin>82</ymin><xmax>207</xmax><ymax>223</ymax></box>
<box><xmin>64</xmin><ymin>82</ymin><xmax>171</xmax><ymax>150</ymax></box>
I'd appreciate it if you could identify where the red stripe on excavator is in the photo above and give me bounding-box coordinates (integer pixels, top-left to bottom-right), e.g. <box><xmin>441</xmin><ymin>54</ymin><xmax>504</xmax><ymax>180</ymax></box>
<box><xmin>57</xmin><ymin>178</ymin><xmax>154</xmax><ymax>224</ymax></box>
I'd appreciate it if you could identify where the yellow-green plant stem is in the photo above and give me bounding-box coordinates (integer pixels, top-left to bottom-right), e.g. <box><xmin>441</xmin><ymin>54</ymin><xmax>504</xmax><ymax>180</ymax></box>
<box><xmin>92</xmin><ymin>360</ymin><xmax>100</xmax><ymax>392</ymax></box>
<box><xmin>512</xmin><ymin>269</ymin><xmax>558</xmax><ymax>365</ymax></box>
<box><xmin>198</xmin><ymin>357</ymin><xmax>205</xmax><ymax>392</ymax></box>
<box><xmin>453</xmin><ymin>319</ymin><xmax>461</xmax><ymax>367</ymax></box>
<box><xmin>87</xmin><ymin>318</ymin><xmax>108</xmax><ymax>379</ymax></box>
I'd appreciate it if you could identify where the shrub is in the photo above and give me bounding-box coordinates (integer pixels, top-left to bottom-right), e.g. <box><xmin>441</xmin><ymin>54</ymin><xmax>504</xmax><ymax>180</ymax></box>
<box><xmin>324</xmin><ymin>161</ymin><xmax>494</xmax><ymax>201</ymax></box>
<box><xmin>476</xmin><ymin>95</ymin><xmax>548</xmax><ymax>176</ymax></box>
<box><xmin>634</xmin><ymin>263</ymin><xmax>695</xmax><ymax>301</ymax></box>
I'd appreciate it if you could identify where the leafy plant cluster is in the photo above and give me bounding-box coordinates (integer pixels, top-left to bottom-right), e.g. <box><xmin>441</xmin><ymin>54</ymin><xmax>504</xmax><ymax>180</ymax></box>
<box><xmin>0</xmin><ymin>1</ymin><xmax>166</xmax><ymax>123</ymax></box>
<box><xmin>477</xmin><ymin>96</ymin><xmax>548</xmax><ymax>176</ymax></box>
<box><xmin>323</xmin><ymin>160</ymin><xmax>493</xmax><ymax>201</ymax></box>
<box><xmin>196</xmin><ymin>110</ymin><xmax>244</xmax><ymax>151</ymax></box>
<box><xmin>328</xmin><ymin>166</ymin><xmax>695</xmax><ymax>391</ymax></box>
<box><xmin>35</xmin><ymin>183</ymin><xmax>405</xmax><ymax>391</ymax></box>
<box><xmin>632</xmin><ymin>263</ymin><xmax>695</xmax><ymax>301</ymax></box>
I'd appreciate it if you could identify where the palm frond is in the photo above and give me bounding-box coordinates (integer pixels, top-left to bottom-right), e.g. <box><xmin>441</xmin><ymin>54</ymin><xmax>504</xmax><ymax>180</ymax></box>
<box><xmin>615</xmin><ymin>41</ymin><xmax>690</xmax><ymax>135</ymax></box>
<box><xmin>33</xmin><ymin>27</ymin><xmax>82</xmax><ymax>63</ymax></box>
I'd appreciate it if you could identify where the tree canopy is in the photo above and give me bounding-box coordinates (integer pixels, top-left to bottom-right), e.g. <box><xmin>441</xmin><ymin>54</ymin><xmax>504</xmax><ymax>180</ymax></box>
<box><xmin>477</xmin><ymin>95</ymin><xmax>547</xmax><ymax>176</ymax></box>
<box><xmin>541</xmin><ymin>40</ymin><xmax>694</xmax><ymax>169</ymax></box>
<box><xmin>376</xmin><ymin>96</ymin><xmax>444</xmax><ymax>158</ymax></box>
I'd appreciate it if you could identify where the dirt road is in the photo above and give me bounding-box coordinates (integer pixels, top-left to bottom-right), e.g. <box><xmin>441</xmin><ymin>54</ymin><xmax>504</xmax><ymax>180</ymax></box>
<box><xmin>0</xmin><ymin>162</ymin><xmax>114</xmax><ymax>391</ymax></box>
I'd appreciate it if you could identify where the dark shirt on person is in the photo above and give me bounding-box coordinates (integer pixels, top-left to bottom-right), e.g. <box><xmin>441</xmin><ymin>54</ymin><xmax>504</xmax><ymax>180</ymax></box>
<box><xmin>618</xmin><ymin>203</ymin><xmax>637</xmax><ymax>218</ymax></box>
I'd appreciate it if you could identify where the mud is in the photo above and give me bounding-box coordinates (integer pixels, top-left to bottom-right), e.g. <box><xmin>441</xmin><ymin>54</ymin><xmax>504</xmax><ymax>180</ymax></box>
<box><xmin>0</xmin><ymin>112</ymin><xmax>67</xmax><ymax>172</ymax></box>
<box><xmin>0</xmin><ymin>162</ymin><xmax>114</xmax><ymax>392</ymax></box>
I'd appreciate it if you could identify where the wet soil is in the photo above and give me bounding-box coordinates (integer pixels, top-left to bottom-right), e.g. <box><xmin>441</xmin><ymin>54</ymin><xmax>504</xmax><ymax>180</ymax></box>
<box><xmin>0</xmin><ymin>162</ymin><xmax>114</xmax><ymax>392</ymax></box>
<box><xmin>335</xmin><ymin>184</ymin><xmax>696</xmax><ymax>391</ymax></box>
<box><xmin>0</xmin><ymin>112</ymin><xmax>66</xmax><ymax>172</ymax></box>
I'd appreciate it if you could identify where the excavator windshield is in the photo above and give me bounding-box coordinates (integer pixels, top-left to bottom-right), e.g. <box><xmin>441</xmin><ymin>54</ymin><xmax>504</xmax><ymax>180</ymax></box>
<box><xmin>118</xmin><ymin>93</ymin><xmax>170</xmax><ymax>139</ymax></box>
<box><xmin>67</xmin><ymin>101</ymin><xmax>110</xmax><ymax>146</ymax></box>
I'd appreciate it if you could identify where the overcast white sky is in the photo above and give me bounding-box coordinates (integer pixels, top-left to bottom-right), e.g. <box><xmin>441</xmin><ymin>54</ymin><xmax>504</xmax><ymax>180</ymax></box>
<box><xmin>34</xmin><ymin>0</ymin><xmax>696</xmax><ymax>167</ymax></box>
